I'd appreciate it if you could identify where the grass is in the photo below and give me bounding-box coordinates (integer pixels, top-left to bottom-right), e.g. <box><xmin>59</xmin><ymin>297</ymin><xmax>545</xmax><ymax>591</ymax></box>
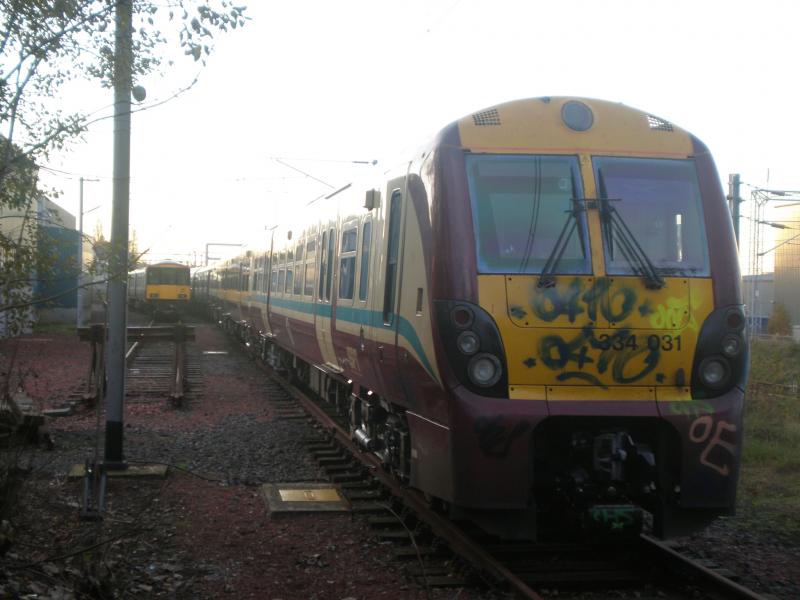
<box><xmin>738</xmin><ymin>338</ymin><xmax>800</xmax><ymax>538</ymax></box>
<box><xmin>32</xmin><ymin>321</ymin><xmax>78</xmax><ymax>335</ymax></box>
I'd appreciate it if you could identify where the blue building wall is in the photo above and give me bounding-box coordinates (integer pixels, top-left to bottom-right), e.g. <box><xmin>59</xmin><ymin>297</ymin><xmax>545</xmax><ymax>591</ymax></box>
<box><xmin>37</xmin><ymin>225</ymin><xmax>78</xmax><ymax>309</ymax></box>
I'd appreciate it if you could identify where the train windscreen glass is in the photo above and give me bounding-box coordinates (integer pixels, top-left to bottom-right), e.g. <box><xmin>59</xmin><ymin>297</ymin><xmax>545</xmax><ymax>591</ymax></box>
<box><xmin>148</xmin><ymin>267</ymin><xmax>190</xmax><ymax>285</ymax></box>
<box><xmin>594</xmin><ymin>157</ymin><xmax>710</xmax><ymax>277</ymax></box>
<box><xmin>466</xmin><ymin>155</ymin><xmax>589</xmax><ymax>274</ymax></box>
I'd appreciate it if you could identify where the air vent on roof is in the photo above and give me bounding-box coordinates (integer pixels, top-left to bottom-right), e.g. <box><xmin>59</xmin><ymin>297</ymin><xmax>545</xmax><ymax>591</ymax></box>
<box><xmin>646</xmin><ymin>114</ymin><xmax>674</xmax><ymax>131</ymax></box>
<box><xmin>472</xmin><ymin>108</ymin><xmax>501</xmax><ymax>126</ymax></box>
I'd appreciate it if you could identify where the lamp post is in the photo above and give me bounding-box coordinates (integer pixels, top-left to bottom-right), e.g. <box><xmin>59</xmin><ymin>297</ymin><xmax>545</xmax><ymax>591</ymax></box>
<box><xmin>77</xmin><ymin>177</ymin><xmax>99</xmax><ymax>328</ymax></box>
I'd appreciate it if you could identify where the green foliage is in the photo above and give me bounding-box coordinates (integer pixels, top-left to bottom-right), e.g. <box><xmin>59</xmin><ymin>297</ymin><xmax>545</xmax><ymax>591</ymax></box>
<box><xmin>766</xmin><ymin>302</ymin><xmax>792</xmax><ymax>336</ymax></box>
<box><xmin>740</xmin><ymin>338</ymin><xmax>800</xmax><ymax>536</ymax></box>
<box><xmin>0</xmin><ymin>0</ymin><xmax>248</xmax><ymax>333</ymax></box>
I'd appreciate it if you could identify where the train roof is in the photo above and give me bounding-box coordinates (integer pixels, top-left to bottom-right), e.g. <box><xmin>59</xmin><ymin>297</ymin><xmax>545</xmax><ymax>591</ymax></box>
<box><xmin>447</xmin><ymin>96</ymin><xmax>698</xmax><ymax>157</ymax></box>
<box><xmin>146</xmin><ymin>260</ymin><xmax>190</xmax><ymax>269</ymax></box>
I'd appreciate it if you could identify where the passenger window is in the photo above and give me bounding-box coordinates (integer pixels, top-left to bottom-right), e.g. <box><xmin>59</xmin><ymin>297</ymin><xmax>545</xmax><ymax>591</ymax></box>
<box><xmin>358</xmin><ymin>221</ymin><xmax>371</xmax><ymax>301</ymax></box>
<box><xmin>319</xmin><ymin>231</ymin><xmax>328</xmax><ymax>299</ymax></box>
<box><xmin>304</xmin><ymin>239</ymin><xmax>317</xmax><ymax>296</ymax></box>
<box><xmin>293</xmin><ymin>242</ymin><xmax>304</xmax><ymax>295</ymax></box>
<box><xmin>325</xmin><ymin>228</ymin><xmax>336</xmax><ymax>302</ymax></box>
<box><xmin>338</xmin><ymin>227</ymin><xmax>358</xmax><ymax>300</ymax></box>
<box><xmin>285</xmin><ymin>265</ymin><xmax>293</xmax><ymax>294</ymax></box>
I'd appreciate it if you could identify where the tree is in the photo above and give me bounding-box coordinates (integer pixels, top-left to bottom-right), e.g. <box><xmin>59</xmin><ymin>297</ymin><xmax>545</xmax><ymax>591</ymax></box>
<box><xmin>0</xmin><ymin>1</ymin><xmax>248</xmax><ymax>334</ymax></box>
<box><xmin>767</xmin><ymin>302</ymin><xmax>792</xmax><ymax>336</ymax></box>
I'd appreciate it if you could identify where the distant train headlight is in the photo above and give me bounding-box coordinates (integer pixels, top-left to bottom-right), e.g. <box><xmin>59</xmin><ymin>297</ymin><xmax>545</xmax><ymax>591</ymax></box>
<box><xmin>562</xmin><ymin>100</ymin><xmax>594</xmax><ymax>132</ymax></box>
<box><xmin>721</xmin><ymin>334</ymin><xmax>742</xmax><ymax>357</ymax></box>
<box><xmin>468</xmin><ymin>353</ymin><xmax>502</xmax><ymax>387</ymax></box>
<box><xmin>456</xmin><ymin>331</ymin><xmax>480</xmax><ymax>355</ymax></box>
<box><xmin>698</xmin><ymin>357</ymin><xmax>730</xmax><ymax>389</ymax></box>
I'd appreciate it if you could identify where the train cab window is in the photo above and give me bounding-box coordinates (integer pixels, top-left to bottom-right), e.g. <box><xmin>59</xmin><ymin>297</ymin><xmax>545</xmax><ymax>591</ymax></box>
<box><xmin>304</xmin><ymin>239</ymin><xmax>317</xmax><ymax>296</ymax></box>
<box><xmin>358</xmin><ymin>220</ymin><xmax>372</xmax><ymax>301</ymax></box>
<box><xmin>593</xmin><ymin>157</ymin><xmax>710</xmax><ymax>277</ymax></box>
<box><xmin>466</xmin><ymin>155</ymin><xmax>590</xmax><ymax>275</ymax></box>
<box><xmin>338</xmin><ymin>226</ymin><xmax>358</xmax><ymax>300</ymax></box>
<box><xmin>383</xmin><ymin>191</ymin><xmax>402</xmax><ymax>325</ymax></box>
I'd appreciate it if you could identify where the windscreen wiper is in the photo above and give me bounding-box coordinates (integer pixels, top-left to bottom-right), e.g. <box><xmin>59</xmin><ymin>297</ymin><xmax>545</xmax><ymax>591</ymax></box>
<box><xmin>537</xmin><ymin>197</ymin><xmax>588</xmax><ymax>288</ymax></box>
<box><xmin>596</xmin><ymin>168</ymin><xmax>665</xmax><ymax>290</ymax></box>
<box><xmin>599</xmin><ymin>197</ymin><xmax>665</xmax><ymax>289</ymax></box>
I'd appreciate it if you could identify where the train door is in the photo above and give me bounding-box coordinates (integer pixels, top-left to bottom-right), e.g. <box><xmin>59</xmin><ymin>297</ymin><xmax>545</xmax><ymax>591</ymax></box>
<box><xmin>314</xmin><ymin>224</ymin><xmax>339</xmax><ymax>369</ymax></box>
<box><xmin>351</xmin><ymin>214</ymin><xmax>379</xmax><ymax>389</ymax></box>
<box><xmin>364</xmin><ymin>182</ymin><xmax>406</xmax><ymax>398</ymax></box>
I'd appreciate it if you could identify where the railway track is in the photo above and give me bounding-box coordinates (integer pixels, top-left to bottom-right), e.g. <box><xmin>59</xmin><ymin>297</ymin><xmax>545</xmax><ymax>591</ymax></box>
<box><xmin>247</xmin><ymin>346</ymin><xmax>775</xmax><ymax>600</ymax></box>
<box><xmin>78</xmin><ymin>321</ymin><xmax>200</xmax><ymax>405</ymax></box>
<box><xmin>125</xmin><ymin>322</ymin><xmax>201</xmax><ymax>404</ymax></box>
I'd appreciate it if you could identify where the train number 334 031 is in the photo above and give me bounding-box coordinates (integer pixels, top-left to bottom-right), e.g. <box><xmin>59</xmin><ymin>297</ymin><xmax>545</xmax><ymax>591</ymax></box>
<box><xmin>595</xmin><ymin>334</ymin><xmax>683</xmax><ymax>352</ymax></box>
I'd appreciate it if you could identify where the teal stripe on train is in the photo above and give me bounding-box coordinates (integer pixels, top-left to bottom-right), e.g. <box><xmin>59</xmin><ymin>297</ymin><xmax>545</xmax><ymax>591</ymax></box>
<box><xmin>246</xmin><ymin>293</ymin><xmax>436</xmax><ymax>380</ymax></box>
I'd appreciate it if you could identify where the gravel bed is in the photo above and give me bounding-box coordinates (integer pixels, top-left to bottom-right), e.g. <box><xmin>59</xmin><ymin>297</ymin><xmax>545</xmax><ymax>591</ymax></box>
<box><xmin>0</xmin><ymin>319</ymin><xmax>498</xmax><ymax>599</ymax></box>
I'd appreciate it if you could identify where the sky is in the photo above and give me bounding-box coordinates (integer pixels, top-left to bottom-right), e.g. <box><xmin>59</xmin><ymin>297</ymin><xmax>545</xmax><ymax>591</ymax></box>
<box><xmin>39</xmin><ymin>0</ymin><xmax>800</xmax><ymax>270</ymax></box>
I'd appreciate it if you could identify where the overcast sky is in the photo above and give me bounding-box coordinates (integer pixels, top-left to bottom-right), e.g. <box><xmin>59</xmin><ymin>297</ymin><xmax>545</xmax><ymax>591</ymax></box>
<box><xmin>39</xmin><ymin>0</ymin><xmax>800</xmax><ymax>268</ymax></box>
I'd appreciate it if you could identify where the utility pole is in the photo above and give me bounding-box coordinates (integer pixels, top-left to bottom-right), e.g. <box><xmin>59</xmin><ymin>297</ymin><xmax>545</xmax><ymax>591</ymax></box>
<box><xmin>104</xmin><ymin>0</ymin><xmax>133</xmax><ymax>469</ymax></box>
<box><xmin>728</xmin><ymin>173</ymin><xmax>741</xmax><ymax>248</ymax></box>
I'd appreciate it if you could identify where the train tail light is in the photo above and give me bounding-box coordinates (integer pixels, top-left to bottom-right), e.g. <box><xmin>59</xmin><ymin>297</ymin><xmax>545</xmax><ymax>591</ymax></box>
<box><xmin>690</xmin><ymin>305</ymin><xmax>748</xmax><ymax>399</ymax></box>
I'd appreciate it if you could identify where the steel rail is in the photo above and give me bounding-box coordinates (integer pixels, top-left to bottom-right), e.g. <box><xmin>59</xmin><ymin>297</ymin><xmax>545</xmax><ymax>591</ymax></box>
<box><xmin>271</xmin><ymin>373</ymin><xmax>545</xmax><ymax>600</ymax></box>
<box><xmin>640</xmin><ymin>534</ymin><xmax>773</xmax><ymax>600</ymax></box>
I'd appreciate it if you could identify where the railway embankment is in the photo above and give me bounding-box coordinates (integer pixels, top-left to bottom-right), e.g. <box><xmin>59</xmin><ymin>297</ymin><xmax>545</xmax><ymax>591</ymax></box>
<box><xmin>680</xmin><ymin>336</ymin><xmax>800</xmax><ymax>599</ymax></box>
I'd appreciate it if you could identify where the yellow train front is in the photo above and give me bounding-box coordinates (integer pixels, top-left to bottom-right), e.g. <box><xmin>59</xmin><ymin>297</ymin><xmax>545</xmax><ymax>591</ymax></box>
<box><xmin>429</xmin><ymin>98</ymin><xmax>746</xmax><ymax>540</ymax></box>
<box><xmin>128</xmin><ymin>261</ymin><xmax>191</xmax><ymax>320</ymax></box>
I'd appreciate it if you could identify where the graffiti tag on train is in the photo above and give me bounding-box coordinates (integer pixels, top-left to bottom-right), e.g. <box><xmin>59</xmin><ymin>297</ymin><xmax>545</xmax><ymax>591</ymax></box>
<box><xmin>668</xmin><ymin>399</ymin><xmax>714</xmax><ymax>418</ymax></box>
<box><xmin>528</xmin><ymin>277</ymin><xmax>638</xmax><ymax>323</ymax></box>
<box><xmin>589</xmin><ymin>505</ymin><xmax>639</xmax><ymax>531</ymax></box>
<box><xmin>533</xmin><ymin>326</ymin><xmax>661</xmax><ymax>386</ymax></box>
<box><xmin>689</xmin><ymin>415</ymin><xmax>738</xmax><ymax>477</ymax></box>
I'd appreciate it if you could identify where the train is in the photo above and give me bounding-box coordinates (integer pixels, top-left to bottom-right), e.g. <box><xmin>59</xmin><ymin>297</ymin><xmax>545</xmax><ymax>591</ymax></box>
<box><xmin>128</xmin><ymin>260</ymin><xmax>191</xmax><ymax>319</ymax></box>
<box><xmin>193</xmin><ymin>97</ymin><xmax>747</xmax><ymax>541</ymax></box>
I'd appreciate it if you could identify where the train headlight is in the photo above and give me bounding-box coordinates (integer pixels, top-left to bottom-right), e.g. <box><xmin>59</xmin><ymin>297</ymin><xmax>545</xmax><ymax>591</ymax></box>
<box><xmin>468</xmin><ymin>353</ymin><xmax>502</xmax><ymax>387</ymax></box>
<box><xmin>456</xmin><ymin>331</ymin><xmax>480</xmax><ymax>355</ymax></box>
<box><xmin>698</xmin><ymin>357</ymin><xmax>729</xmax><ymax>389</ymax></box>
<box><xmin>721</xmin><ymin>334</ymin><xmax>742</xmax><ymax>358</ymax></box>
